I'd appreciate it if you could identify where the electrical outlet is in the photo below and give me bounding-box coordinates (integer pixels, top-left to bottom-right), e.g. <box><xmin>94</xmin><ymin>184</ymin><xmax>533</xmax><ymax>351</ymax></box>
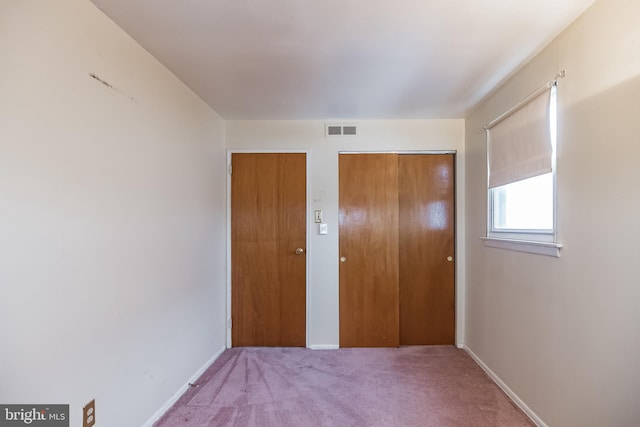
<box><xmin>83</xmin><ymin>400</ymin><xmax>95</xmax><ymax>427</ymax></box>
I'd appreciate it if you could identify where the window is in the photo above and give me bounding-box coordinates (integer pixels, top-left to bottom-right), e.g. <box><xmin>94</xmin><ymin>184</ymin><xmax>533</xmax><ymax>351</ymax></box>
<box><xmin>483</xmin><ymin>82</ymin><xmax>562</xmax><ymax>256</ymax></box>
<box><xmin>491</xmin><ymin>172</ymin><xmax>553</xmax><ymax>232</ymax></box>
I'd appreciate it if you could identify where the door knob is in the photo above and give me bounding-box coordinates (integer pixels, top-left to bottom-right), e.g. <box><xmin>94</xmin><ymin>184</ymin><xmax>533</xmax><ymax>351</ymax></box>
<box><xmin>446</xmin><ymin>256</ymin><xmax>453</xmax><ymax>262</ymax></box>
<box><xmin>340</xmin><ymin>256</ymin><xmax>347</xmax><ymax>263</ymax></box>
<box><xmin>295</xmin><ymin>248</ymin><xmax>305</xmax><ymax>255</ymax></box>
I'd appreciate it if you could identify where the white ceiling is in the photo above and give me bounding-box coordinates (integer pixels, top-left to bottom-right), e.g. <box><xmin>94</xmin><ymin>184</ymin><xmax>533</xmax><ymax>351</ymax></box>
<box><xmin>90</xmin><ymin>0</ymin><xmax>595</xmax><ymax>120</ymax></box>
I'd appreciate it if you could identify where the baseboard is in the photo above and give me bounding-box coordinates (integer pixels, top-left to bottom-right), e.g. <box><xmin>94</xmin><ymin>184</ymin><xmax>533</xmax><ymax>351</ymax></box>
<box><xmin>308</xmin><ymin>344</ymin><xmax>339</xmax><ymax>350</ymax></box>
<box><xmin>142</xmin><ymin>346</ymin><xmax>226</xmax><ymax>427</ymax></box>
<box><xmin>463</xmin><ymin>345</ymin><xmax>548</xmax><ymax>427</ymax></box>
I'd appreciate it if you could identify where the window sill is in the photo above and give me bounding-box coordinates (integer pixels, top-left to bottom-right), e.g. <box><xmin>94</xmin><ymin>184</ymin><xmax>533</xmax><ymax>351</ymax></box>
<box><xmin>481</xmin><ymin>237</ymin><xmax>563</xmax><ymax>257</ymax></box>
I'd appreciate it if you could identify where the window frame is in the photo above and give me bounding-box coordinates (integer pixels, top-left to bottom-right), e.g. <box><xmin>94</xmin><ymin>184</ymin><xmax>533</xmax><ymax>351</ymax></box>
<box><xmin>487</xmin><ymin>172</ymin><xmax>556</xmax><ymax>243</ymax></box>
<box><xmin>483</xmin><ymin>83</ymin><xmax>562</xmax><ymax>257</ymax></box>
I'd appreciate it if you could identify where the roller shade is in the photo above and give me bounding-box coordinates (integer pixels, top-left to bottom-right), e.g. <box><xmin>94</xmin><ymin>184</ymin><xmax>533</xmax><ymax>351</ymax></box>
<box><xmin>487</xmin><ymin>88</ymin><xmax>552</xmax><ymax>189</ymax></box>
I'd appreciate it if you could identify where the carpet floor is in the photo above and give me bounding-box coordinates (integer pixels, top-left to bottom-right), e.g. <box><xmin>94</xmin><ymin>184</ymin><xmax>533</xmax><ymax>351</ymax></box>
<box><xmin>154</xmin><ymin>346</ymin><xmax>534</xmax><ymax>427</ymax></box>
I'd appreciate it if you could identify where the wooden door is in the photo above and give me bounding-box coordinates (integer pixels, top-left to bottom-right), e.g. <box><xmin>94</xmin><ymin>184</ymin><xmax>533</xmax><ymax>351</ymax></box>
<box><xmin>399</xmin><ymin>154</ymin><xmax>455</xmax><ymax>345</ymax></box>
<box><xmin>231</xmin><ymin>153</ymin><xmax>306</xmax><ymax>347</ymax></box>
<box><xmin>338</xmin><ymin>153</ymin><xmax>455</xmax><ymax>347</ymax></box>
<box><xmin>339</xmin><ymin>154</ymin><xmax>399</xmax><ymax>347</ymax></box>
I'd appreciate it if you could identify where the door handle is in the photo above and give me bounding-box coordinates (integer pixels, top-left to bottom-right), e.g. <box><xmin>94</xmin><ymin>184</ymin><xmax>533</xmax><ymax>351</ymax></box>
<box><xmin>295</xmin><ymin>248</ymin><xmax>305</xmax><ymax>255</ymax></box>
<box><xmin>340</xmin><ymin>256</ymin><xmax>347</xmax><ymax>263</ymax></box>
<box><xmin>446</xmin><ymin>256</ymin><xmax>453</xmax><ymax>262</ymax></box>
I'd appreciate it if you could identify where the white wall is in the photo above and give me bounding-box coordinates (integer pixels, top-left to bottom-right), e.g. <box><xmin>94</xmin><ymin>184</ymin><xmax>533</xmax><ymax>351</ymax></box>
<box><xmin>226</xmin><ymin>120</ymin><xmax>466</xmax><ymax>348</ymax></box>
<box><xmin>0</xmin><ymin>1</ymin><xmax>227</xmax><ymax>426</ymax></box>
<box><xmin>464</xmin><ymin>0</ymin><xmax>640</xmax><ymax>425</ymax></box>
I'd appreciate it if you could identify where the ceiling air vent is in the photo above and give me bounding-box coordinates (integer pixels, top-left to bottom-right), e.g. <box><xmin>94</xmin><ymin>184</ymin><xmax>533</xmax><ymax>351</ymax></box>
<box><xmin>325</xmin><ymin>124</ymin><xmax>358</xmax><ymax>138</ymax></box>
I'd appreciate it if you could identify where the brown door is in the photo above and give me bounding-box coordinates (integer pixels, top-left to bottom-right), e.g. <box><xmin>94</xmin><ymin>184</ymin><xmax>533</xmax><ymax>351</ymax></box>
<box><xmin>339</xmin><ymin>154</ymin><xmax>400</xmax><ymax>347</ymax></box>
<box><xmin>231</xmin><ymin>153</ymin><xmax>306</xmax><ymax>347</ymax></box>
<box><xmin>339</xmin><ymin>153</ymin><xmax>455</xmax><ymax>347</ymax></box>
<box><xmin>399</xmin><ymin>154</ymin><xmax>455</xmax><ymax>345</ymax></box>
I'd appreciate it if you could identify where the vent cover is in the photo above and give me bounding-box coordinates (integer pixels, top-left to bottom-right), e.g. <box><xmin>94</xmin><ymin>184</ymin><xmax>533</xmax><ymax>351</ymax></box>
<box><xmin>342</xmin><ymin>125</ymin><xmax>357</xmax><ymax>135</ymax></box>
<box><xmin>325</xmin><ymin>124</ymin><xmax>358</xmax><ymax>138</ymax></box>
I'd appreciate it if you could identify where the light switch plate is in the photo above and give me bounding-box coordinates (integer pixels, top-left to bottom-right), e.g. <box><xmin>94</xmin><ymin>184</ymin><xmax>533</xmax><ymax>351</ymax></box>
<box><xmin>314</xmin><ymin>210</ymin><xmax>322</xmax><ymax>223</ymax></box>
<box><xmin>319</xmin><ymin>223</ymin><xmax>328</xmax><ymax>235</ymax></box>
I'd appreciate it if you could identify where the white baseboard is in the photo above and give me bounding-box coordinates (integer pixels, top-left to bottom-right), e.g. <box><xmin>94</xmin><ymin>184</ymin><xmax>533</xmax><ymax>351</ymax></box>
<box><xmin>463</xmin><ymin>345</ymin><xmax>547</xmax><ymax>427</ymax></box>
<box><xmin>142</xmin><ymin>346</ymin><xmax>226</xmax><ymax>427</ymax></box>
<box><xmin>308</xmin><ymin>344</ymin><xmax>339</xmax><ymax>350</ymax></box>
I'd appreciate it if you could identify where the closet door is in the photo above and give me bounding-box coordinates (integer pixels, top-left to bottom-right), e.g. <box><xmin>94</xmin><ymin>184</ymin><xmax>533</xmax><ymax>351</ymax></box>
<box><xmin>338</xmin><ymin>153</ymin><xmax>455</xmax><ymax>347</ymax></box>
<box><xmin>399</xmin><ymin>154</ymin><xmax>455</xmax><ymax>345</ymax></box>
<box><xmin>339</xmin><ymin>154</ymin><xmax>399</xmax><ymax>347</ymax></box>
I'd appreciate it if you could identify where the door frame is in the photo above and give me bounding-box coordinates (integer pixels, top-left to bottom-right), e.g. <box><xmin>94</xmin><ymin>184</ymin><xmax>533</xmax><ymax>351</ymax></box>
<box><xmin>226</xmin><ymin>149</ymin><xmax>311</xmax><ymax>349</ymax></box>
<box><xmin>337</xmin><ymin>150</ymin><xmax>459</xmax><ymax>345</ymax></box>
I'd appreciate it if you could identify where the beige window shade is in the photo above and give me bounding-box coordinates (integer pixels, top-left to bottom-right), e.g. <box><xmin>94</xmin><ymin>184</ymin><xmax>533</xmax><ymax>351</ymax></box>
<box><xmin>487</xmin><ymin>88</ymin><xmax>552</xmax><ymax>189</ymax></box>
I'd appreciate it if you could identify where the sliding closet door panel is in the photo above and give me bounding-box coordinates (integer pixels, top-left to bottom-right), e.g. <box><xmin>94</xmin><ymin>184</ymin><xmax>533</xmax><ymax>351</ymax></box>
<box><xmin>399</xmin><ymin>154</ymin><xmax>455</xmax><ymax>345</ymax></box>
<box><xmin>339</xmin><ymin>154</ymin><xmax>399</xmax><ymax>347</ymax></box>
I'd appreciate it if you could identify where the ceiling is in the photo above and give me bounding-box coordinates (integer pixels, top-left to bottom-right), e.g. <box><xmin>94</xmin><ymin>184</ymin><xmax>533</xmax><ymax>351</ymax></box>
<box><xmin>90</xmin><ymin>0</ymin><xmax>595</xmax><ymax>120</ymax></box>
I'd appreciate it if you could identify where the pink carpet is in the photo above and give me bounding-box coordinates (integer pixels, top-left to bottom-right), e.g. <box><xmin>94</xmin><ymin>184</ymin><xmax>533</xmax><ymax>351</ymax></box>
<box><xmin>154</xmin><ymin>346</ymin><xmax>533</xmax><ymax>426</ymax></box>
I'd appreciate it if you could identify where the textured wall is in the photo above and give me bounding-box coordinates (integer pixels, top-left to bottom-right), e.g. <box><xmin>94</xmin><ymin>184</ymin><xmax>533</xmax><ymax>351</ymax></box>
<box><xmin>464</xmin><ymin>0</ymin><xmax>640</xmax><ymax>425</ymax></box>
<box><xmin>0</xmin><ymin>1</ymin><xmax>227</xmax><ymax>425</ymax></box>
<box><xmin>226</xmin><ymin>119</ymin><xmax>466</xmax><ymax>348</ymax></box>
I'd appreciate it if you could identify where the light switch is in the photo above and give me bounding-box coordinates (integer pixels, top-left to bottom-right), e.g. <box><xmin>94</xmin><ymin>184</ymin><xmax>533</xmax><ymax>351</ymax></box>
<box><xmin>319</xmin><ymin>223</ymin><xmax>328</xmax><ymax>235</ymax></box>
<box><xmin>314</xmin><ymin>210</ymin><xmax>323</xmax><ymax>223</ymax></box>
